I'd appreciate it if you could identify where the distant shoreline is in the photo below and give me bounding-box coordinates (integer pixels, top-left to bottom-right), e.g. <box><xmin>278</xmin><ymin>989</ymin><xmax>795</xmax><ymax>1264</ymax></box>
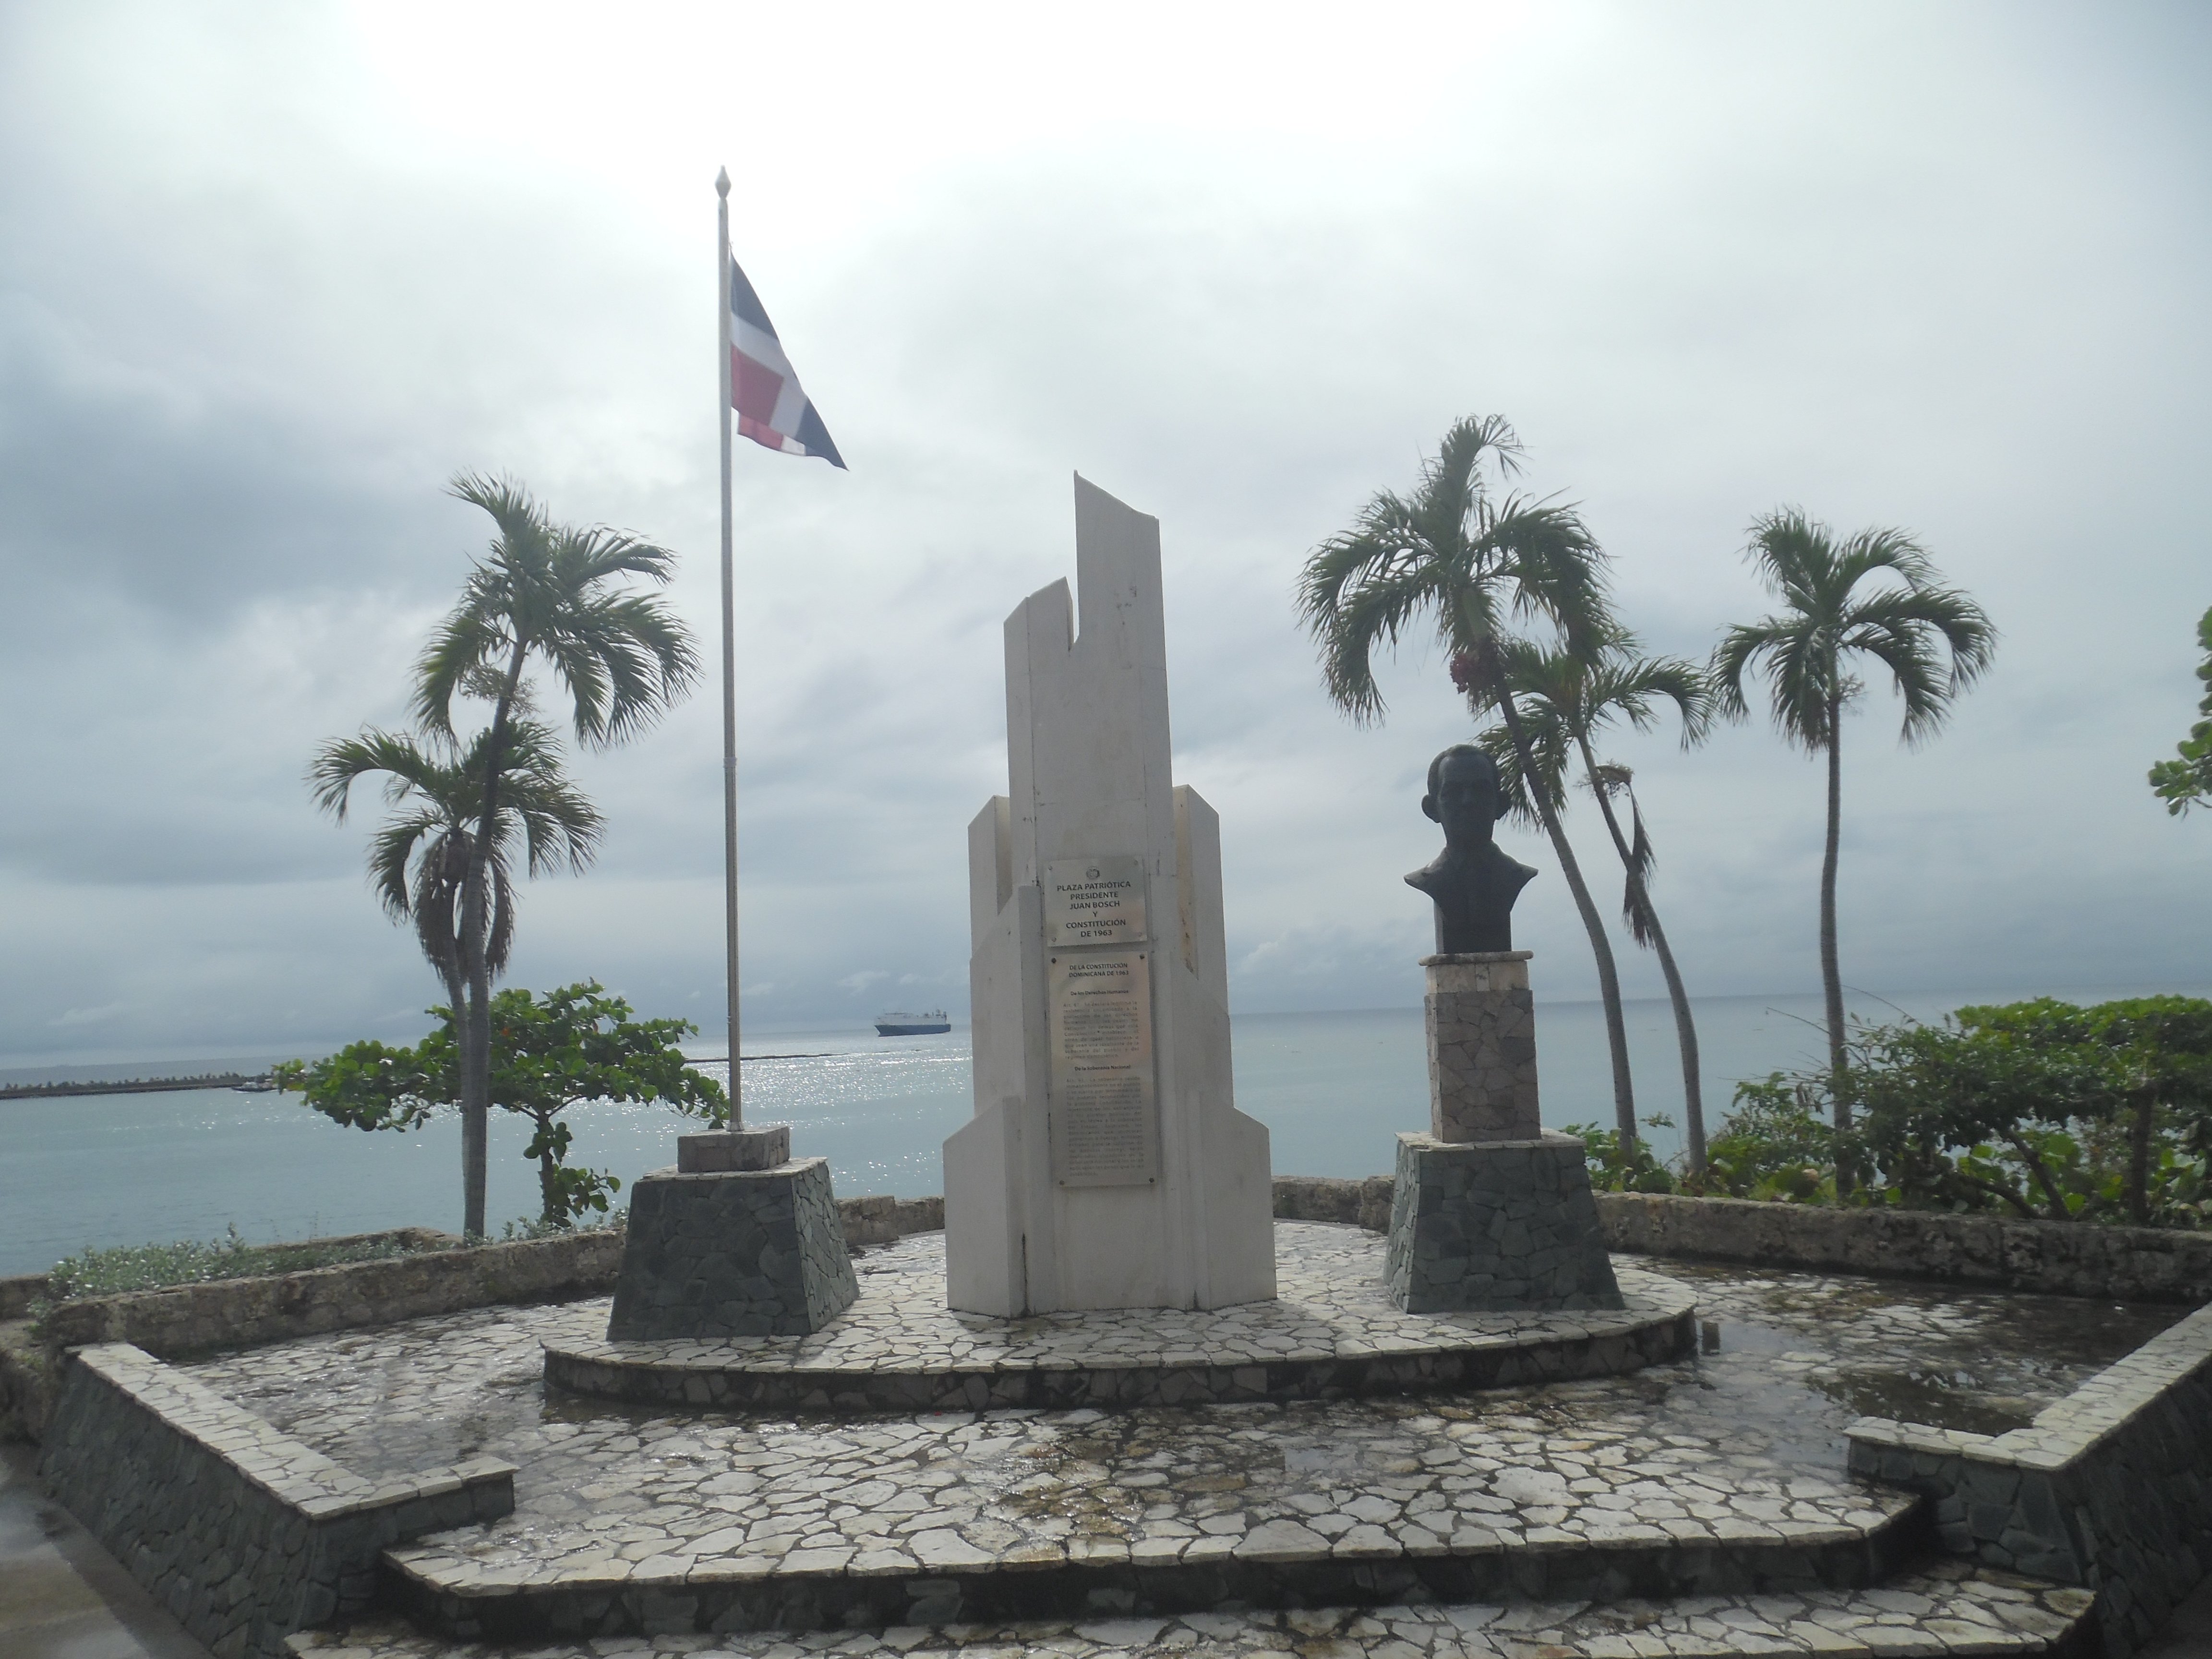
<box><xmin>0</xmin><ymin>1054</ymin><xmax>838</xmax><ymax>1103</ymax></box>
<box><xmin>0</xmin><ymin>1073</ymin><xmax>273</xmax><ymax>1101</ymax></box>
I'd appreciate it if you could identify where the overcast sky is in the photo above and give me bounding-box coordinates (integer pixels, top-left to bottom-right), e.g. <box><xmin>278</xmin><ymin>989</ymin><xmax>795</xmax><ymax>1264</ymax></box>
<box><xmin>2</xmin><ymin>0</ymin><xmax>2208</xmax><ymax>1068</ymax></box>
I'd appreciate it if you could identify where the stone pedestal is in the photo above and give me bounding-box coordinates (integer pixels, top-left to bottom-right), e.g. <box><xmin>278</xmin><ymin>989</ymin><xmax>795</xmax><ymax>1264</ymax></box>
<box><xmin>1386</xmin><ymin>950</ymin><xmax>1622</xmax><ymax>1314</ymax></box>
<box><xmin>1424</xmin><ymin>952</ymin><xmax>1539</xmax><ymax>1141</ymax></box>
<box><xmin>677</xmin><ymin>1122</ymin><xmax>790</xmax><ymax>1172</ymax></box>
<box><xmin>606</xmin><ymin>1154</ymin><xmax>857</xmax><ymax>1340</ymax></box>
<box><xmin>1386</xmin><ymin>1132</ymin><xmax>1623</xmax><ymax>1312</ymax></box>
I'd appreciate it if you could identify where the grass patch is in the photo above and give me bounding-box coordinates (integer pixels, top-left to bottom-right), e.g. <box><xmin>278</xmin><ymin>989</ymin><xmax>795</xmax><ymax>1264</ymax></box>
<box><xmin>497</xmin><ymin>1208</ymin><xmax>625</xmax><ymax>1242</ymax></box>
<box><xmin>41</xmin><ymin>1224</ymin><xmax>458</xmax><ymax>1303</ymax></box>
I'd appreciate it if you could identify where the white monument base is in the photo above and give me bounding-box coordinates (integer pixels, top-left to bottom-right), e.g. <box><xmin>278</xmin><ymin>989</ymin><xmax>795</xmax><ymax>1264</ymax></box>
<box><xmin>943</xmin><ymin>478</ymin><xmax>1275</xmax><ymax>1317</ymax></box>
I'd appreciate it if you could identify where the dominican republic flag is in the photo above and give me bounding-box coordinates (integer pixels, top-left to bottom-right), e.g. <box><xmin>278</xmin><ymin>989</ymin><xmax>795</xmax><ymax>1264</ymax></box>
<box><xmin>729</xmin><ymin>258</ymin><xmax>845</xmax><ymax>468</ymax></box>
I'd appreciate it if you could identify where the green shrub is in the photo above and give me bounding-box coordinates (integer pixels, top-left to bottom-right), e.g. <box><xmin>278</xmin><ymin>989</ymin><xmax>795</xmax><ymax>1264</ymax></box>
<box><xmin>1565</xmin><ymin>1116</ymin><xmax>1680</xmax><ymax>1193</ymax></box>
<box><xmin>1695</xmin><ymin>1079</ymin><xmax>1839</xmax><ymax>1202</ymax></box>
<box><xmin>41</xmin><ymin>1223</ymin><xmax>456</xmax><ymax>1303</ymax></box>
<box><xmin>1560</xmin><ymin>995</ymin><xmax>2212</xmax><ymax>1227</ymax></box>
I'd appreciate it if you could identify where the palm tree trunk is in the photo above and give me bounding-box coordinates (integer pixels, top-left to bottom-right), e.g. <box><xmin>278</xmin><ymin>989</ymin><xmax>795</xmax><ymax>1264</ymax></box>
<box><xmin>1493</xmin><ymin>685</ymin><xmax>1636</xmax><ymax>1144</ymax></box>
<box><xmin>455</xmin><ymin>637</ymin><xmax>530</xmax><ymax>1238</ymax></box>
<box><xmin>2128</xmin><ymin>1098</ymin><xmax>2154</xmax><ymax>1225</ymax></box>
<box><xmin>1580</xmin><ymin>743</ymin><xmax>1706</xmax><ymax>1175</ymax></box>
<box><xmin>1820</xmin><ymin>689</ymin><xmax>1851</xmax><ymax>1194</ymax></box>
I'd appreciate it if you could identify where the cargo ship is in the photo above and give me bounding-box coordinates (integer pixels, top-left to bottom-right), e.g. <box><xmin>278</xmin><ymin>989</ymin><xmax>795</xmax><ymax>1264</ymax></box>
<box><xmin>874</xmin><ymin>1009</ymin><xmax>951</xmax><ymax>1037</ymax></box>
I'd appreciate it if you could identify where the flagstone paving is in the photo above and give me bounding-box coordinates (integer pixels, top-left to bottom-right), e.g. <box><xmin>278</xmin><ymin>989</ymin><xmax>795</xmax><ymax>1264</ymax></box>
<box><xmin>179</xmin><ymin>1223</ymin><xmax>2175</xmax><ymax>1646</ymax></box>
<box><xmin>541</xmin><ymin>1224</ymin><xmax>1695</xmax><ymax>1414</ymax></box>
<box><xmin>292</xmin><ymin>1561</ymin><xmax>2097</xmax><ymax>1657</ymax></box>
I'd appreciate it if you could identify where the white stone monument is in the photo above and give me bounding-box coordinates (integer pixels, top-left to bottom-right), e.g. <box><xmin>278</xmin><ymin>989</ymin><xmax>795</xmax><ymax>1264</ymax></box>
<box><xmin>943</xmin><ymin>476</ymin><xmax>1276</xmax><ymax>1316</ymax></box>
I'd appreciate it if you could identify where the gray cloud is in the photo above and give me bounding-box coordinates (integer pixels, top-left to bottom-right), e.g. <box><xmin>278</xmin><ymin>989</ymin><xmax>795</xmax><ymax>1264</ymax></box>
<box><xmin>2</xmin><ymin>1</ymin><xmax>2209</xmax><ymax>1070</ymax></box>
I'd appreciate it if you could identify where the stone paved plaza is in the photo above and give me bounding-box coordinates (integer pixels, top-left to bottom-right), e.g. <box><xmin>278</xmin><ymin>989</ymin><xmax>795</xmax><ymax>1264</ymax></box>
<box><xmin>168</xmin><ymin>1222</ymin><xmax>2177</xmax><ymax>1653</ymax></box>
<box><xmin>544</xmin><ymin>1224</ymin><xmax>1689</xmax><ymax>1413</ymax></box>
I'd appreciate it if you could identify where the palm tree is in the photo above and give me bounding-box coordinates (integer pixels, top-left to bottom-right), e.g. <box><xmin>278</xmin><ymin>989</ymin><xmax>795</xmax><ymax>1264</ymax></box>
<box><xmin>412</xmin><ymin>476</ymin><xmax>699</xmax><ymax>1236</ymax></box>
<box><xmin>1712</xmin><ymin>508</ymin><xmax>1996</xmax><ymax>1165</ymax></box>
<box><xmin>1468</xmin><ymin>639</ymin><xmax>1713</xmax><ymax>1172</ymax></box>
<box><xmin>1297</xmin><ymin>415</ymin><xmax>1642</xmax><ymax>1145</ymax></box>
<box><xmin>309</xmin><ymin>721</ymin><xmax>604</xmax><ymax>1020</ymax></box>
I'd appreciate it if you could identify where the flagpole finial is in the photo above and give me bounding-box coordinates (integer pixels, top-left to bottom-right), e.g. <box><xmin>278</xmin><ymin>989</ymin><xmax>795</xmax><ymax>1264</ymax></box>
<box><xmin>715</xmin><ymin>166</ymin><xmax>730</xmax><ymax>198</ymax></box>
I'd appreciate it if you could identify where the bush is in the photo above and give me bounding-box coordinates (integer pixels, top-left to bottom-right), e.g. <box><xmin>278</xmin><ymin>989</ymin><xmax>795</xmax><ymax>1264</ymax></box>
<box><xmin>1635</xmin><ymin>995</ymin><xmax>2212</xmax><ymax>1225</ymax></box>
<box><xmin>1695</xmin><ymin>1079</ymin><xmax>1838</xmax><ymax>1202</ymax></box>
<box><xmin>1561</xmin><ymin>994</ymin><xmax>2212</xmax><ymax>1227</ymax></box>
<box><xmin>1565</xmin><ymin>1116</ymin><xmax>1681</xmax><ymax>1193</ymax></box>
<box><xmin>41</xmin><ymin>1223</ymin><xmax>456</xmax><ymax>1303</ymax></box>
<box><xmin>497</xmin><ymin>1208</ymin><xmax>626</xmax><ymax>1242</ymax></box>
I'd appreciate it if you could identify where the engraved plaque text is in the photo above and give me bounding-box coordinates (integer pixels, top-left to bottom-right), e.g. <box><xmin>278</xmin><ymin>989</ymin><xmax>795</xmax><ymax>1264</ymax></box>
<box><xmin>1044</xmin><ymin>856</ymin><xmax>1148</xmax><ymax>947</ymax></box>
<box><xmin>1047</xmin><ymin>949</ymin><xmax>1158</xmax><ymax>1187</ymax></box>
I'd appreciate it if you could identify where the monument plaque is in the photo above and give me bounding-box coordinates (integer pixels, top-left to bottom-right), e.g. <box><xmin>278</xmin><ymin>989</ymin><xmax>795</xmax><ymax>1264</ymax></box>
<box><xmin>1047</xmin><ymin>949</ymin><xmax>1158</xmax><ymax>1187</ymax></box>
<box><xmin>1044</xmin><ymin>856</ymin><xmax>1148</xmax><ymax>946</ymax></box>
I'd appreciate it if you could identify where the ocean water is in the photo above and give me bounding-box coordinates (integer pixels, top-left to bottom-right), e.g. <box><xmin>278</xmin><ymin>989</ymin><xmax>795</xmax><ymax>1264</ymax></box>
<box><xmin>2</xmin><ymin>982</ymin><xmax>2202</xmax><ymax>1278</ymax></box>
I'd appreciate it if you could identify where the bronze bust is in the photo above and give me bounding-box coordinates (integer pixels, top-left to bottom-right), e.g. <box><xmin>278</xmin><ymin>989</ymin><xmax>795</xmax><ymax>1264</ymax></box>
<box><xmin>1405</xmin><ymin>744</ymin><xmax>1537</xmax><ymax>953</ymax></box>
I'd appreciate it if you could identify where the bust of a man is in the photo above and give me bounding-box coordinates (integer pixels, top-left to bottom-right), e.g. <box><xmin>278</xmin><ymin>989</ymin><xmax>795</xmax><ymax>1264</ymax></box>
<box><xmin>1405</xmin><ymin>744</ymin><xmax>1538</xmax><ymax>954</ymax></box>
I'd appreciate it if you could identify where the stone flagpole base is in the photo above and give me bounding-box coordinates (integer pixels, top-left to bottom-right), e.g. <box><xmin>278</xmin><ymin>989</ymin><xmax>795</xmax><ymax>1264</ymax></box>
<box><xmin>605</xmin><ymin>1124</ymin><xmax>859</xmax><ymax>1340</ymax></box>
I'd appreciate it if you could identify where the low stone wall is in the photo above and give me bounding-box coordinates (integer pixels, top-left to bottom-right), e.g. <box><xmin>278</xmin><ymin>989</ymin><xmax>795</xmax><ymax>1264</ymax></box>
<box><xmin>35</xmin><ymin>1228</ymin><xmax>626</xmax><ymax>1358</ymax></box>
<box><xmin>2</xmin><ymin>1201</ymin><xmax>953</xmax><ymax>1443</ymax></box>
<box><xmin>1849</xmin><ymin>1301</ymin><xmax>2212</xmax><ymax>1658</ymax></box>
<box><xmin>1597</xmin><ymin>1191</ymin><xmax>2212</xmax><ymax>1303</ymax></box>
<box><xmin>1273</xmin><ymin>1176</ymin><xmax>2212</xmax><ymax>1304</ymax></box>
<box><xmin>0</xmin><ymin>1319</ymin><xmax>53</xmax><ymax>1443</ymax></box>
<box><xmin>840</xmin><ymin>1192</ymin><xmax>944</xmax><ymax>1246</ymax></box>
<box><xmin>13</xmin><ymin>1202</ymin><xmax>942</xmax><ymax>1376</ymax></box>
<box><xmin>39</xmin><ymin>1341</ymin><xmax>513</xmax><ymax>1659</ymax></box>
<box><xmin>1272</xmin><ymin>1174</ymin><xmax>1394</xmax><ymax>1233</ymax></box>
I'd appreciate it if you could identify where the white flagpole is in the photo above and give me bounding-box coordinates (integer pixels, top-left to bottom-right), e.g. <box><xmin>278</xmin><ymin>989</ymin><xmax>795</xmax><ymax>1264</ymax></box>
<box><xmin>716</xmin><ymin>167</ymin><xmax>743</xmax><ymax>1125</ymax></box>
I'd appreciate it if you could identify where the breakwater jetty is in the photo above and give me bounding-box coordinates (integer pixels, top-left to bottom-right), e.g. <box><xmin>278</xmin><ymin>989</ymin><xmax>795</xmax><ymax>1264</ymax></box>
<box><xmin>0</xmin><ymin>1073</ymin><xmax>273</xmax><ymax>1101</ymax></box>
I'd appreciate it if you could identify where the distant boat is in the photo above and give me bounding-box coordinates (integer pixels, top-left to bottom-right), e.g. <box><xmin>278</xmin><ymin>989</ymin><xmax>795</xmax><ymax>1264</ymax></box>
<box><xmin>875</xmin><ymin>1010</ymin><xmax>951</xmax><ymax>1037</ymax></box>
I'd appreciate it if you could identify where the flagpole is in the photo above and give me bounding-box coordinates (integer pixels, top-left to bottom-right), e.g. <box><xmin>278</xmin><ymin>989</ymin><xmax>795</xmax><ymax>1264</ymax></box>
<box><xmin>716</xmin><ymin>166</ymin><xmax>743</xmax><ymax>1126</ymax></box>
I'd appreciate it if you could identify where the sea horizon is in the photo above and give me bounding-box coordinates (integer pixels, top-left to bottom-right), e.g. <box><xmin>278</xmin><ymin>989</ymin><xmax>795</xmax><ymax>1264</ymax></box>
<box><xmin>5</xmin><ymin>977</ymin><xmax>2208</xmax><ymax>1278</ymax></box>
<box><xmin>7</xmin><ymin>974</ymin><xmax>2205</xmax><ymax>1085</ymax></box>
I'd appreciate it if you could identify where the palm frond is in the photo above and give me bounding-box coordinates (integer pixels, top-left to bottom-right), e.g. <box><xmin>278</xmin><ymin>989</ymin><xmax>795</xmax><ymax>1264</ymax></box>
<box><xmin>1622</xmin><ymin>793</ymin><xmax>1657</xmax><ymax>946</ymax></box>
<box><xmin>1297</xmin><ymin>415</ymin><xmax>1614</xmax><ymax>733</ymax></box>
<box><xmin>1725</xmin><ymin>506</ymin><xmax>1994</xmax><ymax>755</ymax></box>
<box><xmin>368</xmin><ymin>811</ymin><xmax>443</xmax><ymax>922</ymax></box>
<box><xmin>1711</xmin><ymin>614</ymin><xmax>1834</xmax><ymax>752</ymax></box>
<box><xmin>1475</xmin><ymin>723</ymin><xmax>1545</xmax><ymax>828</ymax></box>
<box><xmin>308</xmin><ymin>728</ymin><xmax>456</xmax><ymax>820</ymax></box>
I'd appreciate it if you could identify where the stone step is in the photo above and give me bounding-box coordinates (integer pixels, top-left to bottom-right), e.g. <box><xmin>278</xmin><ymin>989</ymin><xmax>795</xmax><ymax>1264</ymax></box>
<box><xmin>383</xmin><ymin>1500</ymin><xmax>1929</xmax><ymax>1641</ymax></box>
<box><xmin>292</xmin><ymin>1562</ymin><xmax>2096</xmax><ymax>1656</ymax></box>
<box><xmin>357</xmin><ymin>1283</ymin><xmax>1924</xmax><ymax>1641</ymax></box>
<box><xmin>545</xmin><ymin>1227</ymin><xmax>1695</xmax><ymax>1416</ymax></box>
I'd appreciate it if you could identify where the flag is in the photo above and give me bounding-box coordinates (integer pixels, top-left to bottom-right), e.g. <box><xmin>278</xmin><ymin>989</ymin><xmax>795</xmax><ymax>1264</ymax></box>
<box><xmin>728</xmin><ymin>258</ymin><xmax>845</xmax><ymax>469</ymax></box>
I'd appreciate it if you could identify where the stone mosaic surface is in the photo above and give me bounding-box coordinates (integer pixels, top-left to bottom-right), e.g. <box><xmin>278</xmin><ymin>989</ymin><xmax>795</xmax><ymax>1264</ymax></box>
<box><xmin>181</xmin><ymin>1233</ymin><xmax>2176</xmax><ymax>1643</ymax></box>
<box><xmin>292</xmin><ymin>1561</ymin><xmax>2096</xmax><ymax>1657</ymax></box>
<box><xmin>1387</xmin><ymin>1139</ymin><xmax>1621</xmax><ymax>1314</ymax></box>
<box><xmin>607</xmin><ymin>1160</ymin><xmax>857</xmax><ymax>1341</ymax></box>
<box><xmin>552</xmin><ymin>1224</ymin><xmax>1690</xmax><ymax>1414</ymax></box>
<box><xmin>1850</xmin><ymin>1301</ymin><xmax>2212</xmax><ymax>1657</ymax></box>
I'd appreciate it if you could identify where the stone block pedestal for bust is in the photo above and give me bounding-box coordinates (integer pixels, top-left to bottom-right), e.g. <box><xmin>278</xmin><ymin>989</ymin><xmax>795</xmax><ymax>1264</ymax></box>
<box><xmin>606</xmin><ymin>1126</ymin><xmax>858</xmax><ymax>1340</ymax></box>
<box><xmin>1385</xmin><ymin>951</ymin><xmax>1623</xmax><ymax>1314</ymax></box>
<box><xmin>1425</xmin><ymin>951</ymin><xmax>1540</xmax><ymax>1142</ymax></box>
<box><xmin>1386</xmin><ymin>1130</ymin><xmax>1622</xmax><ymax>1312</ymax></box>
